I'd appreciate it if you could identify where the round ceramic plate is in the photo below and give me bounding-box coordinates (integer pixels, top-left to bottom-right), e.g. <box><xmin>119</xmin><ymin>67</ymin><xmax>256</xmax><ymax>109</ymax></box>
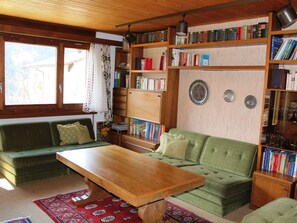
<box><xmin>224</xmin><ymin>89</ymin><xmax>235</xmax><ymax>102</ymax></box>
<box><xmin>189</xmin><ymin>80</ymin><xmax>208</xmax><ymax>105</ymax></box>
<box><xmin>244</xmin><ymin>95</ymin><xmax>257</xmax><ymax>109</ymax></box>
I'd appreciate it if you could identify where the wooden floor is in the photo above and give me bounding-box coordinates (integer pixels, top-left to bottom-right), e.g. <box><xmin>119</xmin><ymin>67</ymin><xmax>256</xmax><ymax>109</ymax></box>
<box><xmin>0</xmin><ymin>172</ymin><xmax>252</xmax><ymax>222</ymax></box>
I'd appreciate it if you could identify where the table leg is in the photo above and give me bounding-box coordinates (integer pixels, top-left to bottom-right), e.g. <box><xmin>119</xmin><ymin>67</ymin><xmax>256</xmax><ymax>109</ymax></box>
<box><xmin>138</xmin><ymin>199</ymin><xmax>166</xmax><ymax>223</ymax></box>
<box><xmin>72</xmin><ymin>177</ymin><xmax>110</xmax><ymax>206</ymax></box>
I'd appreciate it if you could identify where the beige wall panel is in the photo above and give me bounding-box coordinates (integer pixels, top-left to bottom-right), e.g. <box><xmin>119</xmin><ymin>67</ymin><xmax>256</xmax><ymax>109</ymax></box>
<box><xmin>177</xmin><ymin>70</ymin><xmax>264</xmax><ymax>144</ymax></box>
<box><xmin>176</xmin><ymin>17</ymin><xmax>268</xmax><ymax>144</ymax></box>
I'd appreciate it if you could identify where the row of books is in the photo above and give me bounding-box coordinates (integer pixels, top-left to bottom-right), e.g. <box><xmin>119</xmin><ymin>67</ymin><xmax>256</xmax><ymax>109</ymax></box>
<box><xmin>175</xmin><ymin>22</ymin><xmax>268</xmax><ymax>45</ymax></box>
<box><xmin>285</xmin><ymin>71</ymin><xmax>297</xmax><ymax>90</ymax></box>
<box><xmin>136</xmin><ymin>76</ymin><xmax>165</xmax><ymax>91</ymax></box>
<box><xmin>134</xmin><ymin>30</ymin><xmax>168</xmax><ymax>44</ymax></box>
<box><xmin>114</xmin><ymin>70</ymin><xmax>129</xmax><ymax>88</ymax></box>
<box><xmin>271</xmin><ymin>36</ymin><xmax>297</xmax><ymax>60</ymax></box>
<box><xmin>135</xmin><ymin>57</ymin><xmax>153</xmax><ymax>70</ymax></box>
<box><xmin>129</xmin><ymin>118</ymin><xmax>165</xmax><ymax>141</ymax></box>
<box><xmin>171</xmin><ymin>49</ymin><xmax>210</xmax><ymax>66</ymax></box>
<box><xmin>262</xmin><ymin>147</ymin><xmax>297</xmax><ymax>177</ymax></box>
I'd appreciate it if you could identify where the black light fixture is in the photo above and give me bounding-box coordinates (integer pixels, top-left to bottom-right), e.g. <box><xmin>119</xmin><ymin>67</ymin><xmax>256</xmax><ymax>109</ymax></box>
<box><xmin>276</xmin><ymin>1</ymin><xmax>297</xmax><ymax>28</ymax></box>
<box><xmin>176</xmin><ymin>14</ymin><xmax>188</xmax><ymax>36</ymax></box>
<box><xmin>123</xmin><ymin>25</ymin><xmax>135</xmax><ymax>43</ymax></box>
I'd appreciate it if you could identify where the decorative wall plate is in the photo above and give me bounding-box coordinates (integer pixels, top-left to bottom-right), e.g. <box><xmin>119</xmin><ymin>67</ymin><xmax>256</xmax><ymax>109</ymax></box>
<box><xmin>224</xmin><ymin>89</ymin><xmax>234</xmax><ymax>102</ymax></box>
<box><xmin>189</xmin><ymin>80</ymin><xmax>209</xmax><ymax>105</ymax></box>
<box><xmin>245</xmin><ymin>95</ymin><xmax>257</xmax><ymax>109</ymax></box>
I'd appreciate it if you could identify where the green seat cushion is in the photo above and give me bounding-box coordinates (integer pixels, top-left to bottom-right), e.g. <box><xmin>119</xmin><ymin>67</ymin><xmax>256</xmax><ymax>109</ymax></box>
<box><xmin>144</xmin><ymin>152</ymin><xmax>198</xmax><ymax>167</ymax></box>
<box><xmin>168</xmin><ymin>128</ymin><xmax>209</xmax><ymax>163</ymax></box>
<box><xmin>241</xmin><ymin>197</ymin><xmax>297</xmax><ymax>223</ymax></box>
<box><xmin>199</xmin><ymin>136</ymin><xmax>257</xmax><ymax>177</ymax></box>
<box><xmin>181</xmin><ymin>165</ymin><xmax>252</xmax><ymax>197</ymax></box>
<box><xmin>0</xmin><ymin>141</ymin><xmax>109</xmax><ymax>168</ymax></box>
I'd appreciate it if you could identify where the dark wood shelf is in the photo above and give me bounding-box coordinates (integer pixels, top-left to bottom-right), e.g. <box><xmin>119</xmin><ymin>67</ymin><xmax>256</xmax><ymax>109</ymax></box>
<box><xmin>169</xmin><ymin>38</ymin><xmax>267</xmax><ymax>49</ymax></box>
<box><xmin>131</xmin><ymin>41</ymin><xmax>168</xmax><ymax>48</ymax></box>
<box><xmin>168</xmin><ymin>65</ymin><xmax>265</xmax><ymax>71</ymax></box>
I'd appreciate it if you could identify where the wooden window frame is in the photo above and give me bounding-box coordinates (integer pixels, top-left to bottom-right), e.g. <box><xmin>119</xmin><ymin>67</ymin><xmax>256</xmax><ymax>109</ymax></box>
<box><xmin>0</xmin><ymin>33</ymin><xmax>93</xmax><ymax>119</ymax></box>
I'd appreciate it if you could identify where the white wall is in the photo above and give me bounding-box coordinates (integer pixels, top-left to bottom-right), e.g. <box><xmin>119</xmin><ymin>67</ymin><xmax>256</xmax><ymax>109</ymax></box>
<box><xmin>177</xmin><ymin>17</ymin><xmax>268</xmax><ymax>144</ymax></box>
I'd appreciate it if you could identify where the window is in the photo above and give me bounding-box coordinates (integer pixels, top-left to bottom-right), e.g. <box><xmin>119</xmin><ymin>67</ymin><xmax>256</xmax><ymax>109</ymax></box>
<box><xmin>5</xmin><ymin>42</ymin><xmax>57</xmax><ymax>105</ymax></box>
<box><xmin>63</xmin><ymin>48</ymin><xmax>87</xmax><ymax>104</ymax></box>
<box><xmin>0</xmin><ymin>34</ymin><xmax>90</xmax><ymax>118</ymax></box>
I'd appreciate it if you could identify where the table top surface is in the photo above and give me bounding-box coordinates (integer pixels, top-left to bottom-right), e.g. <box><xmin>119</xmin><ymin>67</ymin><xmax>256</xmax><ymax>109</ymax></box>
<box><xmin>56</xmin><ymin>145</ymin><xmax>204</xmax><ymax>207</ymax></box>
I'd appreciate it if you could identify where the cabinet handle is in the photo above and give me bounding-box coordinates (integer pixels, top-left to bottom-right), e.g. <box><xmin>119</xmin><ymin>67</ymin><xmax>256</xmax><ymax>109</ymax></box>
<box><xmin>157</xmin><ymin>94</ymin><xmax>161</xmax><ymax>97</ymax></box>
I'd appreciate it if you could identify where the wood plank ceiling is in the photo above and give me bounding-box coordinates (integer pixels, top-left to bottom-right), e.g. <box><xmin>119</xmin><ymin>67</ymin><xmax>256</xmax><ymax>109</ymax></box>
<box><xmin>0</xmin><ymin>0</ymin><xmax>294</xmax><ymax>35</ymax></box>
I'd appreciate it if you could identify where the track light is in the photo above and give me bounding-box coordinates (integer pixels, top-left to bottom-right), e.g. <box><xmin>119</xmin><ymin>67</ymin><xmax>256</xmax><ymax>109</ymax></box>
<box><xmin>276</xmin><ymin>1</ymin><xmax>297</xmax><ymax>28</ymax></box>
<box><xmin>123</xmin><ymin>25</ymin><xmax>135</xmax><ymax>43</ymax></box>
<box><xmin>176</xmin><ymin>14</ymin><xmax>188</xmax><ymax>36</ymax></box>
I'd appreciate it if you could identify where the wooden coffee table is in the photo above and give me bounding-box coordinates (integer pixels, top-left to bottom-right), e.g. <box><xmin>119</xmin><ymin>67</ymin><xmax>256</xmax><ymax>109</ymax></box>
<box><xmin>56</xmin><ymin>145</ymin><xmax>204</xmax><ymax>223</ymax></box>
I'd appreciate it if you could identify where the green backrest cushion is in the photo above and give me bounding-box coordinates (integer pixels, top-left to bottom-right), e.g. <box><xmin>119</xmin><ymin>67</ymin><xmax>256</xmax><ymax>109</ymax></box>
<box><xmin>168</xmin><ymin>128</ymin><xmax>209</xmax><ymax>163</ymax></box>
<box><xmin>50</xmin><ymin>118</ymin><xmax>95</xmax><ymax>146</ymax></box>
<box><xmin>200</xmin><ymin>136</ymin><xmax>257</xmax><ymax>177</ymax></box>
<box><xmin>0</xmin><ymin>122</ymin><xmax>53</xmax><ymax>152</ymax></box>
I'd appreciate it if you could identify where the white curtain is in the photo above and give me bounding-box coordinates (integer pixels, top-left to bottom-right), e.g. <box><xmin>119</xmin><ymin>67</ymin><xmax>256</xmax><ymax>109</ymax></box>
<box><xmin>83</xmin><ymin>43</ymin><xmax>110</xmax><ymax>115</ymax></box>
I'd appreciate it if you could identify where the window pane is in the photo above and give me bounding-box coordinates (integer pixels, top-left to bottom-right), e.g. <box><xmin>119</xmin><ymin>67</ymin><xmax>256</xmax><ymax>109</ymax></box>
<box><xmin>63</xmin><ymin>48</ymin><xmax>87</xmax><ymax>104</ymax></box>
<box><xmin>5</xmin><ymin>42</ymin><xmax>57</xmax><ymax>105</ymax></box>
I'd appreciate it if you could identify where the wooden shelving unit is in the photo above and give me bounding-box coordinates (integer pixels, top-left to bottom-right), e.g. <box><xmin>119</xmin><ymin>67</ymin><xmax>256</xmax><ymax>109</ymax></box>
<box><xmin>250</xmin><ymin>12</ymin><xmax>297</xmax><ymax>209</ymax></box>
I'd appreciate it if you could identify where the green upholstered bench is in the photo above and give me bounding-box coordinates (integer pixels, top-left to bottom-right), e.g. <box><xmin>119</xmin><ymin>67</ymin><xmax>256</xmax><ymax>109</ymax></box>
<box><xmin>144</xmin><ymin>128</ymin><xmax>258</xmax><ymax>217</ymax></box>
<box><xmin>241</xmin><ymin>197</ymin><xmax>297</xmax><ymax>223</ymax></box>
<box><xmin>0</xmin><ymin>118</ymin><xmax>109</xmax><ymax>185</ymax></box>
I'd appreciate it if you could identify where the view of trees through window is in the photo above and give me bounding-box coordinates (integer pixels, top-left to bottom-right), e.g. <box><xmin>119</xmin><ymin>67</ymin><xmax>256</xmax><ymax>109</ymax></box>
<box><xmin>5</xmin><ymin>42</ymin><xmax>57</xmax><ymax>105</ymax></box>
<box><xmin>4</xmin><ymin>42</ymin><xmax>88</xmax><ymax>106</ymax></box>
<box><xmin>63</xmin><ymin>48</ymin><xmax>87</xmax><ymax>104</ymax></box>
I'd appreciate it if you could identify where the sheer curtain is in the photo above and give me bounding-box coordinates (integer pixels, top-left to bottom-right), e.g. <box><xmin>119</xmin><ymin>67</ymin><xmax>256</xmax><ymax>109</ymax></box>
<box><xmin>83</xmin><ymin>43</ymin><xmax>112</xmax><ymax>121</ymax></box>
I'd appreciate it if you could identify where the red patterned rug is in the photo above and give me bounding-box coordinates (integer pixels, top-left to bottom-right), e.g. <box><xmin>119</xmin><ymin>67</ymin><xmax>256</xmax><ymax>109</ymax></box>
<box><xmin>34</xmin><ymin>189</ymin><xmax>212</xmax><ymax>223</ymax></box>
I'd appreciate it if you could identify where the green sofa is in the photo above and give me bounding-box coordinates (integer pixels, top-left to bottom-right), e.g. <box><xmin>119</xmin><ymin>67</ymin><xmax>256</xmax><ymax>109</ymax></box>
<box><xmin>145</xmin><ymin>128</ymin><xmax>257</xmax><ymax>217</ymax></box>
<box><xmin>241</xmin><ymin>197</ymin><xmax>297</xmax><ymax>223</ymax></box>
<box><xmin>0</xmin><ymin>118</ymin><xmax>109</xmax><ymax>185</ymax></box>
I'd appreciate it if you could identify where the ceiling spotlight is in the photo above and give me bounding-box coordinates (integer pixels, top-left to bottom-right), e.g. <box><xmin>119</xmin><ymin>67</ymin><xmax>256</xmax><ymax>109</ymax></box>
<box><xmin>276</xmin><ymin>2</ymin><xmax>297</xmax><ymax>28</ymax></box>
<box><xmin>123</xmin><ymin>25</ymin><xmax>135</xmax><ymax>43</ymax></box>
<box><xmin>176</xmin><ymin>14</ymin><xmax>188</xmax><ymax>36</ymax></box>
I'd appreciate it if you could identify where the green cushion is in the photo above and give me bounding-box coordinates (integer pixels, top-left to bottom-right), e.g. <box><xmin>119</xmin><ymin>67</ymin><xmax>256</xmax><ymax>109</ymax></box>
<box><xmin>50</xmin><ymin>119</ymin><xmax>95</xmax><ymax>146</ymax></box>
<box><xmin>199</xmin><ymin>136</ymin><xmax>257</xmax><ymax>177</ymax></box>
<box><xmin>241</xmin><ymin>197</ymin><xmax>297</xmax><ymax>223</ymax></box>
<box><xmin>76</xmin><ymin>124</ymin><xmax>93</xmax><ymax>144</ymax></box>
<box><xmin>155</xmin><ymin>132</ymin><xmax>186</xmax><ymax>153</ymax></box>
<box><xmin>162</xmin><ymin>138</ymin><xmax>189</xmax><ymax>160</ymax></box>
<box><xmin>0</xmin><ymin>141</ymin><xmax>109</xmax><ymax>168</ymax></box>
<box><xmin>57</xmin><ymin>122</ymin><xmax>80</xmax><ymax>145</ymax></box>
<box><xmin>176</xmin><ymin>190</ymin><xmax>251</xmax><ymax>217</ymax></box>
<box><xmin>144</xmin><ymin>152</ymin><xmax>198</xmax><ymax>167</ymax></box>
<box><xmin>0</xmin><ymin>122</ymin><xmax>53</xmax><ymax>152</ymax></box>
<box><xmin>181</xmin><ymin>165</ymin><xmax>252</xmax><ymax>198</ymax></box>
<box><xmin>168</xmin><ymin>128</ymin><xmax>209</xmax><ymax>163</ymax></box>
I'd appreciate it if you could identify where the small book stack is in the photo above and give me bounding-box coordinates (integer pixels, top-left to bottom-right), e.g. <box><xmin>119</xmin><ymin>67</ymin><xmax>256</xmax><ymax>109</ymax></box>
<box><xmin>171</xmin><ymin>49</ymin><xmax>210</xmax><ymax>66</ymax></box>
<box><xmin>262</xmin><ymin>147</ymin><xmax>297</xmax><ymax>177</ymax></box>
<box><xmin>271</xmin><ymin>36</ymin><xmax>297</xmax><ymax>60</ymax></box>
<box><xmin>136</xmin><ymin>77</ymin><xmax>165</xmax><ymax>90</ymax></box>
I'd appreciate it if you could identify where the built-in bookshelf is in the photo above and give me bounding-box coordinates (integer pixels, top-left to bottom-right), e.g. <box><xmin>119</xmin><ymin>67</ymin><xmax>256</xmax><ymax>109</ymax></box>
<box><xmin>250</xmin><ymin>12</ymin><xmax>297</xmax><ymax>210</ymax></box>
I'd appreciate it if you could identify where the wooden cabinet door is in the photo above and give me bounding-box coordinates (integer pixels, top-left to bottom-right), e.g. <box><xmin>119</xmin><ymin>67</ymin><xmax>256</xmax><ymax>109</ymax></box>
<box><xmin>127</xmin><ymin>90</ymin><xmax>163</xmax><ymax>123</ymax></box>
<box><xmin>250</xmin><ymin>172</ymin><xmax>292</xmax><ymax>208</ymax></box>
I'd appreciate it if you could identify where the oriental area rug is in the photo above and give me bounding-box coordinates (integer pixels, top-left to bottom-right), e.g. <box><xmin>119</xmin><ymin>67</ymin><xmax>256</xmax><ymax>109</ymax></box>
<box><xmin>33</xmin><ymin>189</ymin><xmax>212</xmax><ymax>223</ymax></box>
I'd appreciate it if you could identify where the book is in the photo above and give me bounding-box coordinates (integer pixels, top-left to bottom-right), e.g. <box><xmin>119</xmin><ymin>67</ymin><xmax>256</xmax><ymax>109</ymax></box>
<box><xmin>200</xmin><ymin>54</ymin><xmax>210</xmax><ymax>66</ymax></box>
<box><xmin>270</xmin><ymin>36</ymin><xmax>283</xmax><ymax>59</ymax></box>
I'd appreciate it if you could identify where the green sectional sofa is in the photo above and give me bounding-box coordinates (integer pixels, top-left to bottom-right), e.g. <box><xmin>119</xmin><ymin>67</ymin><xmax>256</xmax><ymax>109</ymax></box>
<box><xmin>145</xmin><ymin>128</ymin><xmax>257</xmax><ymax>217</ymax></box>
<box><xmin>0</xmin><ymin>118</ymin><xmax>109</xmax><ymax>185</ymax></box>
